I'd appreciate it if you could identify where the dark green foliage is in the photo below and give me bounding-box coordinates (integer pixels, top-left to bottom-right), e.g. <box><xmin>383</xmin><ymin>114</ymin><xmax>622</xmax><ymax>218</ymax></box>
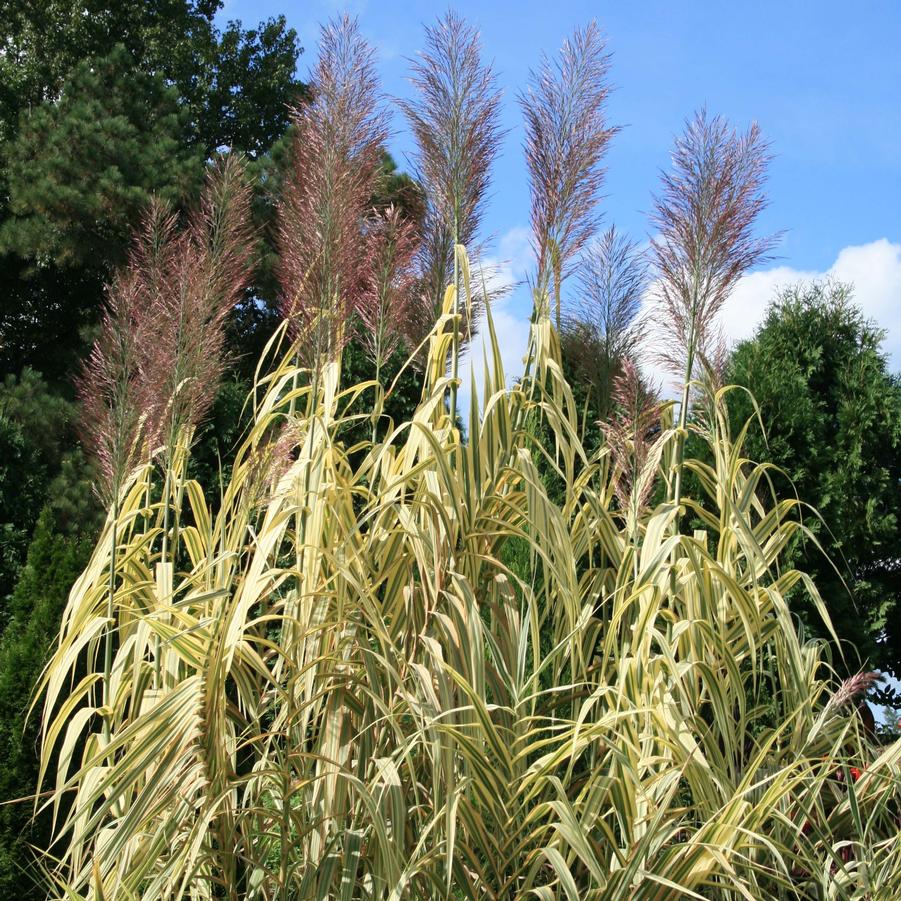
<box><xmin>188</xmin><ymin>376</ymin><xmax>254</xmax><ymax>493</ymax></box>
<box><xmin>529</xmin><ymin>340</ymin><xmax>634</xmax><ymax>513</ymax></box>
<box><xmin>375</xmin><ymin>151</ymin><xmax>427</xmax><ymax>227</ymax></box>
<box><xmin>0</xmin><ymin>370</ymin><xmax>95</xmax><ymax>620</ymax></box>
<box><xmin>0</xmin><ymin>509</ymin><xmax>92</xmax><ymax>898</ymax></box>
<box><xmin>335</xmin><ymin>338</ymin><xmax>426</xmax><ymax>453</ymax></box>
<box><xmin>560</xmin><ymin>323</ymin><xmax>620</xmax><ymax>425</ymax></box>
<box><xmin>0</xmin><ymin>372</ymin><xmax>98</xmax><ymax>891</ymax></box>
<box><xmin>0</xmin><ymin>1</ymin><xmax>303</xmax><ymax>377</ymax></box>
<box><xmin>346</xmin><ymin>339</ymin><xmax>425</xmax><ymax>428</ymax></box>
<box><xmin>0</xmin><ymin>256</ymin><xmax>105</xmax><ymax>379</ymax></box>
<box><xmin>0</xmin><ymin>2</ymin><xmax>300</xmax><ymax>156</ymax></box>
<box><xmin>202</xmin><ymin>17</ymin><xmax>306</xmax><ymax>158</ymax></box>
<box><xmin>558</xmin><ymin>339</ymin><xmax>610</xmax><ymax>455</ymax></box>
<box><xmin>728</xmin><ymin>281</ymin><xmax>901</xmax><ymax>675</ymax></box>
<box><xmin>2</xmin><ymin>45</ymin><xmax>202</xmax><ymax>269</ymax></box>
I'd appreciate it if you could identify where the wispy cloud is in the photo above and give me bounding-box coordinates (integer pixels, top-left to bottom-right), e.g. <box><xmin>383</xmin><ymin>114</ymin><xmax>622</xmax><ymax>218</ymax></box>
<box><xmin>459</xmin><ymin>236</ymin><xmax>901</xmax><ymax>412</ymax></box>
<box><xmin>475</xmin><ymin>225</ymin><xmax>532</xmax><ymax>296</ymax></box>
<box><xmin>640</xmin><ymin>238</ymin><xmax>901</xmax><ymax>394</ymax></box>
<box><xmin>458</xmin><ymin>226</ymin><xmax>533</xmax><ymax>416</ymax></box>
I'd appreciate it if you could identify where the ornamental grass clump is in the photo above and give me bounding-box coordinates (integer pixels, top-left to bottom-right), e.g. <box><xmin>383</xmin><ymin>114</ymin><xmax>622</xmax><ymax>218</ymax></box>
<box><xmin>32</xmin><ymin>15</ymin><xmax>901</xmax><ymax>901</ymax></box>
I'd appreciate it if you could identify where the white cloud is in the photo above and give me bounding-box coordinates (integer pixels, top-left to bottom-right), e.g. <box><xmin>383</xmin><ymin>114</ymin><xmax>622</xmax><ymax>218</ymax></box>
<box><xmin>476</xmin><ymin>226</ymin><xmax>533</xmax><ymax>296</ymax></box>
<box><xmin>457</xmin><ymin>237</ymin><xmax>901</xmax><ymax>416</ymax></box>
<box><xmin>639</xmin><ymin>238</ymin><xmax>901</xmax><ymax>394</ymax></box>
<box><xmin>457</xmin><ymin>227</ymin><xmax>533</xmax><ymax>417</ymax></box>
<box><xmin>720</xmin><ymin>238</ymin><xmax>901</xmax><ymax>363</ymax></box>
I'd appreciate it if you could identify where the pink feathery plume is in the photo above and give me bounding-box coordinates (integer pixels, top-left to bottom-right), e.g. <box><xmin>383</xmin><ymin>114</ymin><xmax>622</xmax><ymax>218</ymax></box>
<box><xmin>79</xmin><ymin>155</ymin><xmax>255</xmax><ymax>495</ymax></box>
<box><xmin>605</xmin><ymin>357</ymin><xmax>663</xmax><ymax>515</ymax></box>
<box><xmin>827</xmin><ymin>671</ymin><xmax>882</xmax><ymax>712</ymax></box>
<box><xmin>243</xmin><ymin>420</ymin><xmax>304</xmax><ymax>509</ymax></box>
<box><xmin>277</xmin><ymin>16</ymin><xmax>387</xmax><ymax>364</ymax></box>
<box><xmin>520</xmin><ymin>21</ymin><xmax>617</xmax><ymax>326</ymax></box>
<box><xmin>148</xmin><ymin>154</ymin><xmax>255</xmax><ymax>453</ymax></box>
<box><xmin>561</xmin><ymin>226</ymin><xmax>647</xmax><ymax>418</ymax></box>
<box><xmin>651</xmin><ymin>109</ymin><xmax>777</xmax><ymax>384</ymax></box>
<box><xmin>694</xmin><ymin>323</ymin><xmax>730</xmax><ymax>404</ymax></box>
<box><xmin>357</xmin><ymin>204</ymin><xmax>420</xmax><ymax>372</ymax></box>
<box><xmin>399</xmin><ymin>11</ymin><xmax>503</xmax><ymax>351</ymax></box>
<box><xmin>76</xmin><ymin>271</ymin><xmax>157</xmax><ymax>506</ymax></box>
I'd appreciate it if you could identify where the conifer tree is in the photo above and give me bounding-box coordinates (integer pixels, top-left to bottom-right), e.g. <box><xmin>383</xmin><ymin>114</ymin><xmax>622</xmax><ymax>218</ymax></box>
<box><xmin>729</xmin><ymin>281</ymin><xmax>901</xmax><ymax>675</ymax></box>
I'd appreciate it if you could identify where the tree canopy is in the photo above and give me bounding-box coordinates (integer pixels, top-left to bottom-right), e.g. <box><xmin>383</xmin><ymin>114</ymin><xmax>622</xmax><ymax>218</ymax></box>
<box><xmin>0</xmin><ymin>1</ymin><xmax>301</xmax><ymax>155</ymax></box>
<box><xmin>728</xmin><ymin>280</ymin><xmax>901</xmax><ymax>675</ymax></box>
<box><xmin>2</xmin><ymin>45</ymin><xmax>201</xmax><ymax>269</ymax></box>
<box><xmin>0</xmin><ymin>1</ymin><xmax>304</xmax><ymax>377</ymax></box>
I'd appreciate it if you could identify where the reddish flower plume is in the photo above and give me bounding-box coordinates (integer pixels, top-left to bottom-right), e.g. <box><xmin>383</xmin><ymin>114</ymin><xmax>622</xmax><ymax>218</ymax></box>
<box><xmin>827</xmin><ymin>671</ymin><xmax>882</xmax><ymax>712</ymax></box>
<box><xmin>277</xmin><ymin>16</ymin><xmax>387</xmax><ymax>364</ymax></box>
<box><xmin>399</xmin><ymin>11</ymin><xmax>503</xmax><ymax>351</ymax></box>
<box><xmin>145</xmin><ymin>154</ymin><xmax>255</xmax><ymax>453</ymax></box>
<box><xmin>357</xmin><ymin>205</ymin><xmax>420</xmax><ymax>372</ymax></box>
<box><xmin>77</xmin><ymin>272</ymin><xmax>156</xmax><ymax>505</ymax></box>
<box><xmin>78</xmin><ymin>156</ymin><xmax>255</xmax><ymax>500</ymax></box>
<box><xmin>521</xmin><ymin>22</ymin><xmax>616</xmax><ymax>324</ymax></box>
<box><xmin>651</xmin><ymin>109</ymin><xmax>777</xmax><ymax>382</ymax></box>
<box><xmin>605</xmin><ymin>358</ymin><xmax>662</xmax><ymax>515</ymax></box>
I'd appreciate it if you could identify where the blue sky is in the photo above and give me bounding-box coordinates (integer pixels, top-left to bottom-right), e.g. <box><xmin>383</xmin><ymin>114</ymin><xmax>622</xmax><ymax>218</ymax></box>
<box><xmin>221</xmin><ymin>0</ymin><xmax>901</xmax><ymax>381</ymax></box>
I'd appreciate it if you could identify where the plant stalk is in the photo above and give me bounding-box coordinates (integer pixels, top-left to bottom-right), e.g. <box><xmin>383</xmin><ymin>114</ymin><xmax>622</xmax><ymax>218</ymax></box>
<box><xmin>672</xmin><ymin>342</ymin><xmax>695</xmax><ymax>518</ymax></box>
<box><xmin>371</xmin><ymin>354</ymin><xmax>382</xmax><ymax>445</ymax></box>
<box><xmin>102</xmin><ymin>501</ymin><xmax>118</xmax><ymax>745</ymax></box>
<box><xmin>449</xmin><ymin>230</ymin><xmax>460</xmax><ymax>426</ymax></box>
<box><xmin>154</xmin><ymin>464</ymin><xmax>173</xmax><ymax>689</ymax></box>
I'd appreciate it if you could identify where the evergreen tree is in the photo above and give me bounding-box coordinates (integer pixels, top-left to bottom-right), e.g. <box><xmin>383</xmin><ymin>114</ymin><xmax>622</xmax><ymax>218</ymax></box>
<box><xmin>728</xmin><ymin>281</ymin><xmax>901</xmax><ymax>675</ymax></box>
<box><xmin>0</xmin><ymin>369</ymin><xmax>91</xmax><ymax>616</ymax></box>
<box><xmin>0</xmin><ymin>509</ymin><xmax>92</xmax><ymax>898</ymax></box>
<box><xmin>0</xmin><ymin>1</ymin><xmax>303</xmax><ymax>376</ymax></box>
<box><xmin>1</xmin><ymin>45</ymin><xmax>202</xmax><ymax>269</ymax></box>
<box><xmin>0</xmin><ymin>2</ymin><xmax>300</xmax><ymax>156</ymax></box>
